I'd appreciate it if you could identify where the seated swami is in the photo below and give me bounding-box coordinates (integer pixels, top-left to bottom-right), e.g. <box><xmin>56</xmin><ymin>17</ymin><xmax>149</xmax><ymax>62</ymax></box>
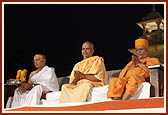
<box><xmin>107</xmin><ymin>38</ymin><xmax>160</xmax><ymax>100</ymax></box>
<box><xmin>59</xmin><ymin>41</ymin><xmax>107</xmax><ymax>103</ymax></box>
<box><xmin>11</xmin><ymin>54</ymin><xmax>59</xmax><ymax>108</ymax></box>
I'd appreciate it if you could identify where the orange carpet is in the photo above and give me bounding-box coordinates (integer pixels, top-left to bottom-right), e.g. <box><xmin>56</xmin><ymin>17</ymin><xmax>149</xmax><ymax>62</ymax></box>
<box><xmin>6</xmin><ymin>97</ymin><xmax>164</xmax><ymax>111</ymax></box>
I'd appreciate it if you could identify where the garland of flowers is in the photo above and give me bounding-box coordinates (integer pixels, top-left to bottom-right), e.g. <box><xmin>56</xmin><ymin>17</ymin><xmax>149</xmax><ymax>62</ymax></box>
<box><xmin>15</xmin><ymin>69</ymin><xmax>27</xmax><ymax>82</ymax></box>
<box><xmin>16</xmin><ymin>70</ymin><xmax>22</xmax><ymax>80</ymax></box>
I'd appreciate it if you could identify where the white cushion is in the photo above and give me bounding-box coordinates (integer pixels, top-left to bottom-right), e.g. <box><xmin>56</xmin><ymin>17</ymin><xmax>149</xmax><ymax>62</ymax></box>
<box><xmin>130</xmin><ymin>82</ymin><xmax>151</xmax><ymax>99</ymax></box>
<box><xmin>87</xmin><ymin>85</ymin><xmax>109</xmax><ymax>102</ymax></box>
<box><xmin>42</xmin><ymin>82</ymin><xmax>151</xmax><ymax>105</ymax></box>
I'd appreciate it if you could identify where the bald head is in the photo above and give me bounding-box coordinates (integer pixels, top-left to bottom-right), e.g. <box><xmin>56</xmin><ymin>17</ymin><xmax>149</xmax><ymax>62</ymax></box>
<box><xmin>82</xmin><ymin>41</ymin><xmax>94</xmax><ymax>49</ymax></box>
<box><xmin>81</xmin><ymin>41</ymin><xmax>94</xmax><ymax>59</ymax></box>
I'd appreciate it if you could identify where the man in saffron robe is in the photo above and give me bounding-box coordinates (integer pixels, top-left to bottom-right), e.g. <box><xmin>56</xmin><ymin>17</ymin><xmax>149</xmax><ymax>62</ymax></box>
<box><xmin>59</xmin><ymin>41</ymin><xmax>107</xmax><ymax>103</ymax></box>
<box><xmin>107</xmin><ymin>38</ymin><xmax>160</xmax><ymax>100</ymax></box>
<box><xmin>11</xmin><ymin>54</ymin><xmax>59</xmax><ymax>108</ymax></box>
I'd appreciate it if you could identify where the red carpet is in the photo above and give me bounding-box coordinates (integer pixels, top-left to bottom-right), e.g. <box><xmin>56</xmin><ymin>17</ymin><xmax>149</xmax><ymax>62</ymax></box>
<box><xmin>6</xmin><ymin>97</ymin><xmax>164</xmax><ymax>111</ymax></box>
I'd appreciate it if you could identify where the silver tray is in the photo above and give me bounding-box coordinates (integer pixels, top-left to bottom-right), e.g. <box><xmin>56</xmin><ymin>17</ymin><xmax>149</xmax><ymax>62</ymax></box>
<box><xmin>6</xmin><ymin>80</ymin><xmax>22</xmax><ymax>86</ymax></box>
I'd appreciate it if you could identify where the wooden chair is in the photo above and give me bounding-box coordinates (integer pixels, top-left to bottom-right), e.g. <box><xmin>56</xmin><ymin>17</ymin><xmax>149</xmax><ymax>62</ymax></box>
<box><xmin>149</xmin><ymin>64</ymin><xmax>164</xmax><ymax>97</ymax></box>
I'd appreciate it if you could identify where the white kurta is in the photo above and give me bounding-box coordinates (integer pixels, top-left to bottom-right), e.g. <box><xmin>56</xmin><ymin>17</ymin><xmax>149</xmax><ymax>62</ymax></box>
<box><xmin>11</xmin><ymin>66</ymin><xmax>59</xmax><ymax>108</ymax></box>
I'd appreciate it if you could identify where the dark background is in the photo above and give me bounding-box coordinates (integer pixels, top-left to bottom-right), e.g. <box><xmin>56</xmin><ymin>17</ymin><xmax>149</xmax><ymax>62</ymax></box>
<box><xmin>4</xmin><ymin>4</ymin><xmax>164</xmax><ymax>82</ymax></box>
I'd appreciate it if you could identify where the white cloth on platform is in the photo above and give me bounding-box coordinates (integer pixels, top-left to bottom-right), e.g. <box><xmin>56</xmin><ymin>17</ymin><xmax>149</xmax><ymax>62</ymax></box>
<box><xmin>42</xmin><ymin>82</ymin><xmax>151</xmax><ymax>105</ymax></box>
<box><xmin>130</xmin><ymin>82</ymin><xmax>151</xmax><ymax>99</ymax></box>
<box><xmin>10</xmin><ymin>66</ymin><xmax>59</xmax><ymax>108</ymax></box>
<box><xmin>87</xmin><ymin>82</ymin><xmax>151</xmax><ymax>102</ymax></box>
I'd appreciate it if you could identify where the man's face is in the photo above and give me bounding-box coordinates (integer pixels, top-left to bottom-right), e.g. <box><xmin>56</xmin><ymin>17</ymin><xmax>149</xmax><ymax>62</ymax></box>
<box><xmin>33</xmin><ymin>55</ymin><xmax>46</xmax><ymax>68</ymax></box>
<box><xmin>136</xmin><ymin>46</ymin><xmax>148</xmax><ymax>59</ymax></box>
<box><xmin>81</xmin><ymin>42</ymin><xmax>94</xmax><ymax>59</ymax></box>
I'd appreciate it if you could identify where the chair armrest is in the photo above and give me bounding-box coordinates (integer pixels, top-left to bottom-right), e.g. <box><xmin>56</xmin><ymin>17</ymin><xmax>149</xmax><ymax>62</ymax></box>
<box><xmin>149</xmin><ymin>64</ymin><xmax>164</xmax><ymax>97</ymax></box>
<box><xmin>106</xmin><ymin>70</ymin><xmax>121</xmax><ymax>84</ymax></box>
<box><xmin>57</xmin><ymin>77</ymin><xmax>70</xmax><ymax>91</ymax></box>
<box><xmin>148</xmin><ymin>64</ymin><xmax>161</xmax><ymax>69</ymax></box>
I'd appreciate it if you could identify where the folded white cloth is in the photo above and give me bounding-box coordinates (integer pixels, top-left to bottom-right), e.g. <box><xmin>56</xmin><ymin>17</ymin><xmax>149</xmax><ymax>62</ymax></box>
<box><xmin>46</xmin><ymin>91</ymin><xmax>61</xmax><ymax>101</ymax></box>
<box><xmin>41</xmin><ymin>91</ymin><xmax>61</xmax><ymax>105</ymax></box>
<box><xmin>87</xmin><ymin>85</ymin><xmax>109</xmax><ymax>102</ymax></box>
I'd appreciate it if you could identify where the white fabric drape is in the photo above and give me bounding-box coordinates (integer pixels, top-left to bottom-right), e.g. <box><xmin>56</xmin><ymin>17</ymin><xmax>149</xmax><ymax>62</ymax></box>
<box><xmin>10</xmin><ymin>66</ymin><xmax>59</xmax><ymax>108</ymax></box>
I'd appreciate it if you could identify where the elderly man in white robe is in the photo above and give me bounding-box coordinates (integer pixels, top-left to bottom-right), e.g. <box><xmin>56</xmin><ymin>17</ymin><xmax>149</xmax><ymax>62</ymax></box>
<box><xmin>10</xmin><ymin>54</ymin><xmax>59</xmax><ymax>108</ymax></box>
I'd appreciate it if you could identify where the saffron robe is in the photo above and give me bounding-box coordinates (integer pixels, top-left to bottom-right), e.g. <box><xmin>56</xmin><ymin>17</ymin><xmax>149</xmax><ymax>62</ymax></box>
<box><xmin>11</xmin><ymin>66</ymin><xmax>59</xmax><ymax>108</ymax></box>
<box><xmin>59</xmin><ymin>56</ymin><xmax>107</xmax><ymax>103</ymax></box>
<box><xmin>107</xmin><ymin>57</ymin><xmax>160</xmax><ymax>98</ymax></box>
